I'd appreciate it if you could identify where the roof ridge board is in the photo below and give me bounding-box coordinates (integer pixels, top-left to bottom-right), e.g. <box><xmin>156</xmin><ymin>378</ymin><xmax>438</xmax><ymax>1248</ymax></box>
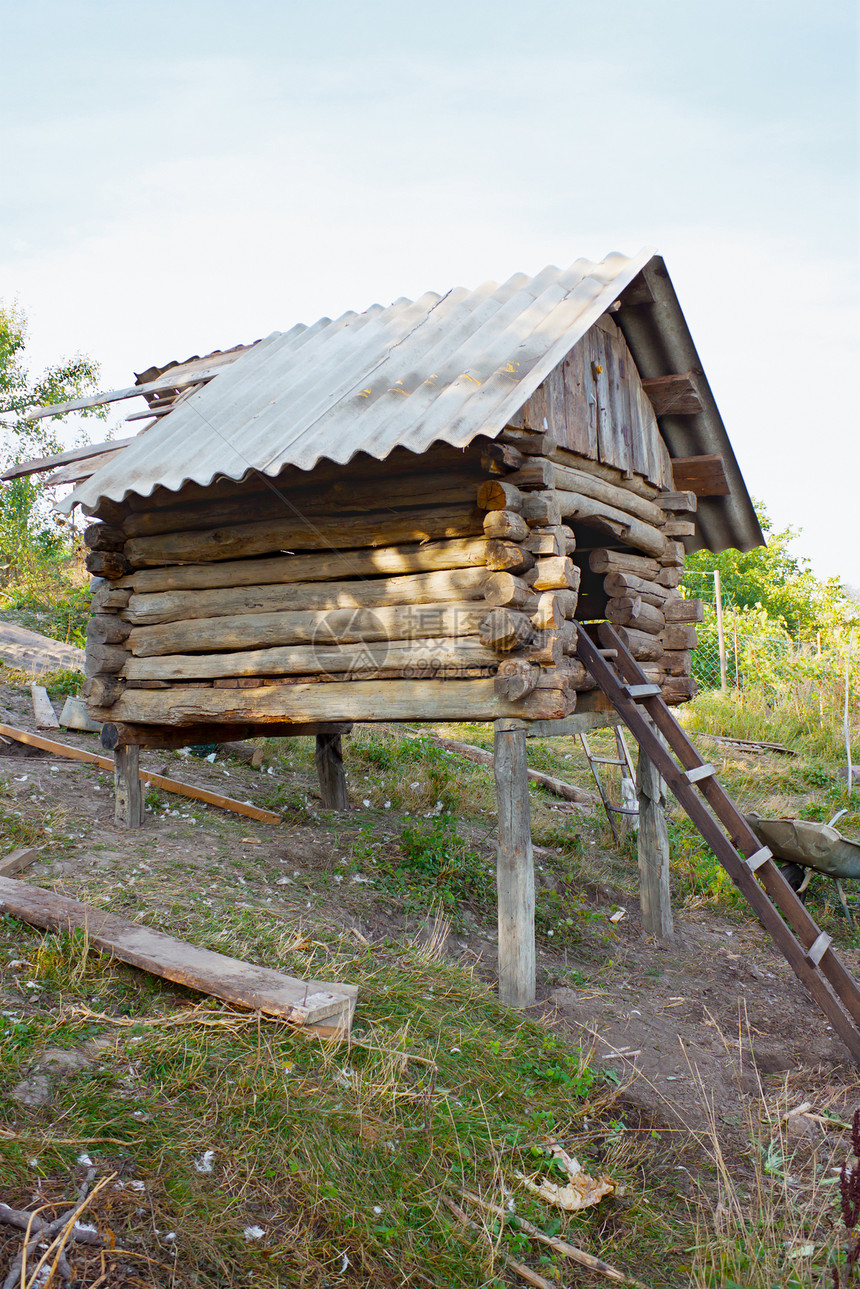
<box><xmin>264</xmin><ymin>272</ymin><xmax>541</xmax><ymax>472</ymax></box>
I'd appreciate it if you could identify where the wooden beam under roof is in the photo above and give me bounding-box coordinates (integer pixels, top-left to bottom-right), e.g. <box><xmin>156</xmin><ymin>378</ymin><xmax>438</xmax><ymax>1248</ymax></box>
<box><xmin>671</xmin><ymin>453</ymin><xmax>730</xmax><ymax>496</ymax></box>
<box><xmin>640</xmin><ymin>372</ymin><xmax>703</xmax><ymax>416</ymax></box>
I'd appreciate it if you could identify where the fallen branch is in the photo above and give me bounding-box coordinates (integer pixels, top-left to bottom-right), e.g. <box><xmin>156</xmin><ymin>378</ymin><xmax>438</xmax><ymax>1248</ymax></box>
<box><xmin>440</xmin><ymin>1195</ymin><xmax>560</xmax><ymax>1289</ymax></box>
<box><xmin>417</xmin><ymin>732</ymin><xmax>595</xmax><ymax>806</ymax></box>
<box><xmin>458</xmin><ymin>1188</ymin><xmax>646</xmax><ymax>1286</ymax></box>
<box><xmin>0</xmin><ymin>1168</ymin><xmax>115</xmax><ymax>1289</ymax></box>
<box><xmin>695</xmin><ymin>732</ymin><xmax>796</xmax><ymax>756</ymax></box>
<box><xmin>0</xmin><ymin>722</ymin><xmax>281</xmax><ymax>824</ymax></box>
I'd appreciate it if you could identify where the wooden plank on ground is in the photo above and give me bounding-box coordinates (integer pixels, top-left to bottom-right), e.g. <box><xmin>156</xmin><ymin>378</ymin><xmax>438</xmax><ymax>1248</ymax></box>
<box><xmin>0</xmin><ymin>723</ymin><xmax>281</xmax><ymax>825</ymax></box>
<box><xmin>0</xmin><ymin>878</ymin><xmax>357</xmax><ymax>1031</ymax></box>
<box><xmin>0</xmin><ymin>849</ymin><xmax>38</xmax><ymax>878</ymax></box>
<box><xmin>31</xmin><ymin>683</ymin><xmax>59</xmax><ymax>728</ymax></box>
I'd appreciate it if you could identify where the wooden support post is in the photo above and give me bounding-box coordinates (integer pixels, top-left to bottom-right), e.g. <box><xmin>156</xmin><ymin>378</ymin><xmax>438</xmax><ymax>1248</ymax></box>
<box><xmin>114</xmin><ymin>746</ymin><xmax>144</xmax><ymax>829</ymax></box>
<box><xmin>315</xmin><ymin>732</ymin><xmax>349</xmax><ymax>810</ymax></box>
<box><xmin>494</xmin><ymin>723</ymin><xmax>535</xmax><ymax>1007</ymax></box>
<box><xmin>636</xmin><ymin>730</ymin><xmax>673</xmax><ymax>939</ymax></box>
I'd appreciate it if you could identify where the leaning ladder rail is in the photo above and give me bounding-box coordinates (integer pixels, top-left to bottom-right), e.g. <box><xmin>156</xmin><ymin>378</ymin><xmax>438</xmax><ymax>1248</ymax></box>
<box><xmin>576</xmin><ymin>622</ymin><xmax>860</xmax><ymax>1066</ymax></box>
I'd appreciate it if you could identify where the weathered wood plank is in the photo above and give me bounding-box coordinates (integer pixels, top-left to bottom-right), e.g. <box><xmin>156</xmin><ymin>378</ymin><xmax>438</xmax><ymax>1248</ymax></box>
<box><xmin>640</xmin><ymin>372</ymin><xmax>703</xmax><ymax>416</ymax></box>
<box><xmin>124</xmin><ymin>505</ymin><xmax>485</xmax><ymax>568</ymax></box>
<box><xmin>91</xmin><ymin>679</ymin><xmax>574</xmax><ymax>725</ymax></box>
<box><xmin>126</xmin><ymin>602</ymin><xmax>490</xmax><ymax>658</ymax></box>
<box><xmin>30</xmin><ymin>684</ymin><xmax>59</xmax><ymax>729</ymax></box>
<box><xmin>125</xmin><ymin>568</ymin><xmax>490</xmax><ymax>627</ymax></box>
<box><xmin>114</xmin><ymin>746</ymin><xmax>144</xmax><ymax>829</ymax></box>
<box><xmin>636</xmin><ymin>737</ymin><xmax>674</xmax><ymax>939</ymax></box>
<box><xmin>0</xmin><ymin>623</ymin><xmax>84</xmax><ymax>675</ymax></box>
<box><xmin>671</xmin><ymin>454</ymin><xmax>730</xmax><ymax>496</ymax></box>
<box><xmin>315</xmin><ymin>733</ymin><xmax>349</xmax><ymax>810</ymax></box>
<box><xmin>122</xmin><ymin>637</ymin><xmax>499</xmax><ymax>682</ymax></box>
<box><xmin>494</xmin><ymin>726</ymin><xmax>535</xmax><ymax>1008</ymax></box>
<box><xmin>128</xmin><ymin>537</ymin><xmax>492</xmax><ymax>595</ymax></box>
<box><xmin>0</xmin><ymin>878</ymin><xmax>356</xmax><ymax>1030</ymax></box>
<box><xmin>0</xmin><ymin>848</ymin><xmax>38</xmax><ymax>878</ymax></box>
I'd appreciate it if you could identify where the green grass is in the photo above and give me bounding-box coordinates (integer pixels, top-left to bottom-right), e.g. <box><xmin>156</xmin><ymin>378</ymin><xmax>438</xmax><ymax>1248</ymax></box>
<box><xmin>0</xmin><ymin>913</ymin><xmax>684</xmax><ymax>1288</ymax></box>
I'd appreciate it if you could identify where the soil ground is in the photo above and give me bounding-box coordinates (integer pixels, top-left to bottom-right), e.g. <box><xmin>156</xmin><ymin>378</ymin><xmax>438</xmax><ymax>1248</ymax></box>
<box><xmin>2</xmin><ymin>678</ymin><xmax>856</xmax><ymax>1159</ymax></box>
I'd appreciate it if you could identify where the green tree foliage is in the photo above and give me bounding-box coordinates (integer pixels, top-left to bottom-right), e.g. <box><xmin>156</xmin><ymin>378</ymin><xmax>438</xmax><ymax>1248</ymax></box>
<box><xmin>0</xmin><ymin>301</ymin><xmax>104</xmax><ymax>585</ymax></box>
<box><xmin>684</xmin><ymin>502</ymin><xmax>858</xmax><ymax>641</ymax></box>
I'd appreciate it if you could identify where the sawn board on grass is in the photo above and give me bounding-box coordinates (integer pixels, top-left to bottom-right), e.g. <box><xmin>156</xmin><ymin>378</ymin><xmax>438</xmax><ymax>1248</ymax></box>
<box><xmin>0</xmin><ymin>878</ymin><xmax>357</xmax><ymax>1035</ymax></box>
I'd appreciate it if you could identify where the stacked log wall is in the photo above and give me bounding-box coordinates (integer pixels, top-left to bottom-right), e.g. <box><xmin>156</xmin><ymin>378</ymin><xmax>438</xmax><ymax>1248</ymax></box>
<box><xmin>82</xmin><ymin>420</ymin><xmax>702</xmax><ymax>733</ymax></box>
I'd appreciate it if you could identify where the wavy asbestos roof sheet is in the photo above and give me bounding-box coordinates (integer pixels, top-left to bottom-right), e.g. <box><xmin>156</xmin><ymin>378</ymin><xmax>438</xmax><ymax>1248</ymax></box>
<box><xmin>63</xmin><ymin>249</ymin><xmax>654</xmax><ymax>513</ymax></box>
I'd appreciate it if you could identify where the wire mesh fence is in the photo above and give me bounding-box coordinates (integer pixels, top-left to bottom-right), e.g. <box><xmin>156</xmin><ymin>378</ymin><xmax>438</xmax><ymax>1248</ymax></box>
<box><xmin>682</xmin><ymin>570</ymin><xmax>846</xmax><ymax>698</ymax></box>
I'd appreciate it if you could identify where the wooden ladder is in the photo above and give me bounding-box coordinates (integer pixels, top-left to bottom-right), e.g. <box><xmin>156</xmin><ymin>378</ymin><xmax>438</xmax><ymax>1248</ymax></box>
<box><xmin>576</xmin><ymin>622</ymin><xmax>860</xmax><ymax>1065</ymax></box>
<box><xmin>580</xmin><ymin>727</ymin><xmax>638</xmax><ymax>844</ymax></box>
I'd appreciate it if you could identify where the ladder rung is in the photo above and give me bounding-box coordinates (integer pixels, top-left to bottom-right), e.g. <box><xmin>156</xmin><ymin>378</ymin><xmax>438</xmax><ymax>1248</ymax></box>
<box><xmin>625</xmin><ymin>683</ymin><xmax>662</xmax><ymax>699</ymax></box>
<box><xmin>745</xmin><ymin>845</ymin><xmax>772</xmax><ymax>871</ymax></box>
<box><xmin>588</xmin><ymin>756</ymin><xmax>627</xmax><ymax>766</ymax></box>
<box><xmin>685</xmin><ymin>763</ymin><xmax>716</xmax><ymax>784</ymax></box>
<box><xmin>605</xmin><ymin>806</ymin><xmax>640</xmax><ymax>816</ymax></box>
<box><xmin>806</xmin><ymin>932</ymin><xmax>832</xmax><ymax>967</ymax></box>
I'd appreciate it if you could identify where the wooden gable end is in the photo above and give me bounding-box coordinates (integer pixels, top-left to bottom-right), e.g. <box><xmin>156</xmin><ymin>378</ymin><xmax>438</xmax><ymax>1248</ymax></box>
<box><xmin>510</xmin><ymin>314</ymin><xmax>674</xmax><ymax>491</ymax></box>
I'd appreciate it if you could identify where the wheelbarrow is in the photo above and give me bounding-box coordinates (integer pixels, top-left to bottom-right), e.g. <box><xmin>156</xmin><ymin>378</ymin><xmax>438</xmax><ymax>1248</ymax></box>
<box><xmin>745</xmin><ymin>810</ymin><xmax>860</xmax><ymax>923</ymax></box>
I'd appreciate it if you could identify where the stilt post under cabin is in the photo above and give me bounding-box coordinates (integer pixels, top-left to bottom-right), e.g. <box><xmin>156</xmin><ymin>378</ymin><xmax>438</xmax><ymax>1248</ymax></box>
<box><xmin>636</xmin><ymin>728</ymin><xmax>673</xmax><ymax>939</ymax></box>
<box><xmin>114</xmin><ymin>746</ymin><xmax>144</xmax><ymax>829</ymax></box>
<box><xmin>494</xmin><ymin>722</ymin><xmax>535</xmax><ymax>1007</ymax></box>
<box><xmin>315</xmin><ymin>732</ymin><xmax>349</xmax><ymax>810</ymax></box>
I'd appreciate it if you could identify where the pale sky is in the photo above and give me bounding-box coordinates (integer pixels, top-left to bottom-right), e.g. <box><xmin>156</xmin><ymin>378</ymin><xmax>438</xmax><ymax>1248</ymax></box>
<box><xmin>2</xmin><ymin>1</ymin><xmax>858</xmax><ymax>586</ymax></box>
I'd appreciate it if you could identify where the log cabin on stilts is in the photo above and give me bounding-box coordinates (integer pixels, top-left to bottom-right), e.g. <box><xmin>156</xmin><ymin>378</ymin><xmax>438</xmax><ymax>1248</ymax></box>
<box><xmin>18</xmin><ymin>248</ymin><xmax>767</xmax><ymax>1010</ymax></box>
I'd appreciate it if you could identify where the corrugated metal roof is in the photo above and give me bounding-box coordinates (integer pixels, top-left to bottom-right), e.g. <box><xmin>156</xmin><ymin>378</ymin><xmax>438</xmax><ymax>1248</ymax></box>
<box><xmin>62</xmin><ymin>249</ymin><xmax>655</xmax><ymax>514</ymax></box>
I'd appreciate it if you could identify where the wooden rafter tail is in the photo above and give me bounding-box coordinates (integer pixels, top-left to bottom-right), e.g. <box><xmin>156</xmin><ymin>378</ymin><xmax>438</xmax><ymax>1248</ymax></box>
<box><xmin>575</xmin><ymin>625</ymin><xmax>860</xmax><ymax>1067</ymax></box>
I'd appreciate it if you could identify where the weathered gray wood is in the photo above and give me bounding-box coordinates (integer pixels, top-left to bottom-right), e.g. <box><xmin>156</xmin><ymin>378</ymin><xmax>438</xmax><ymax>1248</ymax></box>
<box><xmin>589</xmin><ymin>548</ymin><xmax>662</xmax><ymax>579</ymax></box>
<box><xmin>122</xmin><ymin>469</ymin><xmax>484</xmax><ymax>538</ymax></box>
<box><xmin>636</xmin><ymin>736</ymin><xmax>673</xmax><ymax>940</ymax></box>
<box><xmin>124</xmin><ymin>568</ymin><xmax>490</xmax><ymax>626</ymax></box>
<box><xmin>124</xmin><ymin>505</ymin><xmax>484</xmax><ymax>568</ymax></box>
<box><xmin>30</xmin><ymin>684</ymin><xmax>59</xmax><ymax>729</ymax></box>
<box><xmin>494</xmin><ymin>725</ymin><xmax>535</xmax><ymax>1007</ymax></box>
<box><xmin>0</xmin><ymin>848</ymin><xmax>38</xmax><ymax>878</ymax></box>
<box><xmin>114</xmin><ymin>746</ymin><xmax>144</xmax><ymax>829</ymax></box>
<box><xmin>557</xmin><ymin>492</ymin><xmax>667</xmax><ymax>558</ymax></box>
<box><xmin>128</xmin><ymin>537</ymin><xmax>492</xmax><ymax>595</ymax></box>
<box><xmin>92</xmin><ymin>678</ymin><xmax>571</xmax><ymax>726</ymax></box>
<box><xmin>126</xmin><ymin>603</ymin><xmax>490</xmax><ymax>658</ymax></box>
<box><xmin>315</xmin><ymin>733</ymin><xmax>349</xmax><ymax>810</ymax></box>
<box><xmin>550</xmin><ymin>462</ymin><xmax>665</xmax><ymax>527</ymax></box>
<box><xmin>0</xmin><ymin>878</ymin><xmax>357</xmax><ymax>1031</ymax></box>
<box><xmin>605</xmin><ymin>596</ymin><xmax>666</xmax><ymax>635</ymax></box>
<box><xmin>122</xmin><ymin>637</ymin><xmax>500</xmax><ymax>681</ymax></box>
